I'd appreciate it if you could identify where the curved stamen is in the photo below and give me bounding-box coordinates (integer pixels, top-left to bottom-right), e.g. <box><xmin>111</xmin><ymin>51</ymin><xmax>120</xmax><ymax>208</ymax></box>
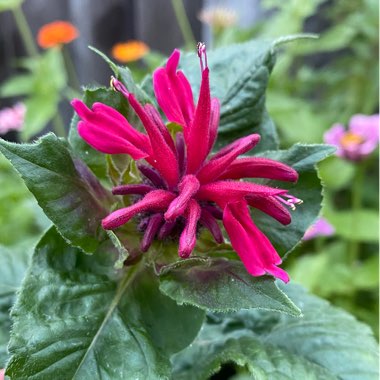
<box><xmin>200</xmin><ymin>209</ymin><xmax>224</xmax><ymax>244</ymax></box>
<box><xmin>158</xmin><ymin>220</ymin><xmax>177</xmax><ymax>240</ymax></box>
<box><xmin>141</xmin><ymin>214</ymin><xmax>164</xmax><ymax>252</ymax></box>
<box><xmin>111</xmin><ymin>76</ymin><xmax>130</xmax><ymax>97</ymax></box>
<box><xmin>197</xmin><ymin>42</ymin><xmax>208</xmax><ymax>71</ymax></box>
<box><xmin>274</xmin><ymin>193</ymin><xmax>303</xmax><ymax>211</ymax></box>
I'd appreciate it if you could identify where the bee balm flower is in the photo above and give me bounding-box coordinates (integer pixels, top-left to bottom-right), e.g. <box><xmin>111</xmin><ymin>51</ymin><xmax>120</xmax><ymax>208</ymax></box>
<box><xmin>72</xmin><ymin>44</ymin><xmax>301</xmax><ymax>282</ymax></box>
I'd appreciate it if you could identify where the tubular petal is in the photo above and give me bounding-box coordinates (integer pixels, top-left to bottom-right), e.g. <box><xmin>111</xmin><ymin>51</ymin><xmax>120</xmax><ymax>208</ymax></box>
<box><xmin>92</xmin><ymin>102</ymin><xmax>149</xmax><ymax>148</ymax></box>
<box><xmin>176</xmin><ymin>132</ymin><xmax>186</xmax><ymax>176</ymax></box>
<box><xmin>138</xmin><ymin>164</ymin><xmax>167</xmax><ymax>189</ymax></box>
<box><xmin>165</xmin><ymin>175</ymin><xmax>200</xmax><ymax>221</ymax></box>
<box><xmin>153</xmin><ymin>49</ymin><xmax>195</xmax><ymax>128</ymax></box>
<box><xmin>208</xmin><ymin>98</ymin><xmax>221</xmax><ymax>153</ymax></box>
<box><xmin>112</xmin><ymin>184</ymin><xmax>154</xmax><ymax>195</ymax></box>
<box><xmin>102</xmin><ymin>190</ymin><xmax>175</xmax><ymax>230</ymax></box>
<box><xmin>202</xmin><ymin>204</ymin><xmax>223</xmax><ymax>220</ymax></box>
<box><xmin>158</xmin><ymin>220</ymin><xmax>177</xmax><ymax>239</ymax></box>
<box><xmin>186</xmin><ymin>68</ymin><xmax>211</xmax><ymax>174</ymax></box>
<box><xmin>197</xmin><ymin>181</ymin><xmax>287</xmax><ymax>208</ymax></box>
<box><xmin>71</xmin><ymin>99</ymin><xmax>92</xmax><ymax>119</ymax></box>
<box><xmin>179</xmin><ymin>200</ymin><xmax>201</xmax><ymax>258</ymax></box>
<box><xmin>144</xmin><ymin>103</ymin><xmax>176</xmax><ymax>153</ymax></box>
<box><xmin>141</xmin><ymin>214</ymin><xmax>164</xmax><ymax>252</ymax></box>
<box><xmin>166</xmin><ymin>49</ymin><xmax>180</xmax><ymax>74</ymax></box>
<box><xmin>127</xmin><ymin>94</ymin><xmax>179</xmax><ymax>187</ymax></box>
<box><xmin>200</xmin><ymin>208</ymin><xmax>224</xmax><ymax>243</ymax></box>
<box><xmin>246</xmin><ymin>195</ymin><xmax>291</xmax><ymax>225</ymax></box>
<box><xmin>72</xmin><ymin>99</ymin><xmax>150</xmax><ymax>158</ymax></box>
<box><xmin>218</xmin><ymin>157</ymin><xmax>299</xmax><ymax>182</ymax></box>
<box><xmin>197</xmin><ymin>134</ymin><xmax>260</xmax><ymax>183</ymax></box>
<box><xmin>176</xmin><ymin>71</ymin><xmax>195</xmax><ymax>125</ymax></box>
<box><xmin>153</xmin><ymin>68</ymin><xmax>186</xmax><ymax>127</ymax></box>
<box><xmin>78</xmin><ymin>121</ymin><xmax>148</xmax><ymax>157</ymax></box>
<box><xmin>223</xmin><ymin>201</ymin><xmax>289</xmax><ymax>282</ymax></box>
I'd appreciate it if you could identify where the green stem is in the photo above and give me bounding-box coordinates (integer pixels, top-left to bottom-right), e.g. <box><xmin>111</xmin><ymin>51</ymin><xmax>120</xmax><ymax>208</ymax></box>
<box><xmin>52</xmin><ymin>113</ymin><xmax>66</xmax><ymax>137</ymax></box>
<box><xmin>348</xmin><ymin>162</ymin><xmax>365</xmax><ymax>265</ymax></box>
<box><xmin>170</xmin><ymin>0</ymin><xmax>196</xmax><ymax>50</ymax></box>
<box><xmin>315</xmin><ymin>236</ymin><xmax>324</xmax><ymax>253</ymax></box>
<box><xmin>11</xmin><ymin>5</ymin><xmax>38</xmax><ymax>57</ymax></box>
<box><xmin>62</xmin><ymin>46</ymin><xmax>81</xmax><ymax>91</ymax></box>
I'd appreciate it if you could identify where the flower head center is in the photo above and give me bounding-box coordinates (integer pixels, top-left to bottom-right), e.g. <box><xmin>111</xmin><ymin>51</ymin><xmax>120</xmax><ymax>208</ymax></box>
<box><xmin>340</xmin><ymin>132</ymin><xmax>364</xmax><ymax>148</ymax></box>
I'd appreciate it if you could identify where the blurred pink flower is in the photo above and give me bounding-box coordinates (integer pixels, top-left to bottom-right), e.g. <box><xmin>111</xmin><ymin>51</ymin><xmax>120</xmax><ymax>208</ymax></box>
<box><xmin>303</xmin><ymin>217</ymin><xmax>335</xmax><ymax>240</ymax></box>
<box><xmin>0</xmin><ymin>103</ymin><xmax>26</xmax><ymax>135</ymax></box>
<box><xmin>324</xmin><ymin>114</ymin><xmax>379</xmax><ymax>161</ymax></box>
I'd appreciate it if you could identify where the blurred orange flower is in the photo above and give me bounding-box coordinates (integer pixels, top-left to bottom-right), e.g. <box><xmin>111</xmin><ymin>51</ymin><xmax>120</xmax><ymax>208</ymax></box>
<box><xmin>111</xmin><ymin>41</ymin><xmax>150</xmax><ymax>63</ymax></box>
<box><xmin>37</xmin><ymin>21</ymin><xmax>79</xmax><ymax>49</ymax></box>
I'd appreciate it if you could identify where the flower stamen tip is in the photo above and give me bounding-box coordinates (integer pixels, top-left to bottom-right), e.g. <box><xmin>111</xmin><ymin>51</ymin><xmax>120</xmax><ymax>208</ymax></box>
<box><xmin>110</xmin><ymin>77</ymin><xmax>130</xmax><ymax>97</ymax></box>
<box><xmin>275</xmin><ymin>193</ymin><xmax>303</xmax><ymax>211</ymax></box>
<box><xmin>197</xmin><ymin>41</ymin><xmax>208</xmax><ymax>71</ymax></box>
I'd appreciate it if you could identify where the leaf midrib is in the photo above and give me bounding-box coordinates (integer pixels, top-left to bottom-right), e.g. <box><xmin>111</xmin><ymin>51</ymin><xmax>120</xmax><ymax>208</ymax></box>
<box><xmin>71</xmin><ymin>264</ymin><xmax>141</xmax><ymax>379</ymax></box>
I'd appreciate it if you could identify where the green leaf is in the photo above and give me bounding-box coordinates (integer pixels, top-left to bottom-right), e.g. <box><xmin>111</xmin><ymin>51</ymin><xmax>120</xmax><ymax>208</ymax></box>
<box><xmin>325</xmin><ymin>209</ymin><xmax>379</xmax><ymax>242</ymax></box>
<box><xmin>289</xmin><ymin>242</ymin><xmax>354</xmax><ymax>297</ymax></box>
<box><xmin>0</xmin><ymin>155</ymin><xmax>49</xmax><ymax>245</ymax></box>
<box><xmin>353</xmin><ymin>255</ymin><xmax>379</xmax><ymax>289</ymax></box>
<box><xmin>22</xmin><ymin>95</ymin><xmax>59</xmax><ymax>140</ymax></box>
<box><xmin>7</xmin><ymin>227</ymin><xmax>205</xmax><ymax>379</ymax></box>
<box><xmin>0</xmin><ymin>134</ymin><xmax>112</xmax><ymax>253</ymax></box>
<box><xmin>254</xmin><ymin>144</ymin><xmax>335</xmax><ymax>256</ymax></box>
<box><xmin>0</xmin><ymin>74</ymin><xmax>34</xmax><ymax>97</ymax></box>
<box><xmin>317</xmin><ymin>155</ymin><xmax>356</xmax><ymax>191</ymax></box>
<box><xmin>38</xmin><ymin>48</ymin><xmax>67</xmax><ymax>91</ymax></box>
<box><xmin>173</xmin><ymin>283</ymin><xmax>379</xmax><ymax>380</ymax></box>
<box><xmin>159</xmin><ymin>259</ymin><xmax>300</xmax><ymax>316</ymax></box>
<box><xmin>266</xmin><ymin>91</ymin><xmax>328</xmax><ymax>145</ymax></box>
<box><xmin>0</xmin><ymin>243</ymin><xmax>32</xmax><ymax>367</ymax></box>
<box><xmin>173</xmin><ymin>327</ymin><xmax>336</xmax><ymax>380</ymax></box>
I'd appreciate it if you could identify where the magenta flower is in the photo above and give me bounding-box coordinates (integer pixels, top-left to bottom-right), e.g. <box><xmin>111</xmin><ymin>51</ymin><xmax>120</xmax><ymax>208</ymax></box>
<box><xmin>0</xmin><ymin>103</ymin><xmax>25</xmax><ymax>135</ymax></box>
<box><xmin>303</xmin><ymin>217</ymin><xmax>335</xmax><ymax>241</ymax></box>
<box><xmin>324</xmin><ymin>114</ymin><xmax>379</xmax><ymax>161</ymax></box>
<box><xmin>72</xmin><ymin>44</ymin><xmax>301</xmax><ymax>282</ymax></box>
